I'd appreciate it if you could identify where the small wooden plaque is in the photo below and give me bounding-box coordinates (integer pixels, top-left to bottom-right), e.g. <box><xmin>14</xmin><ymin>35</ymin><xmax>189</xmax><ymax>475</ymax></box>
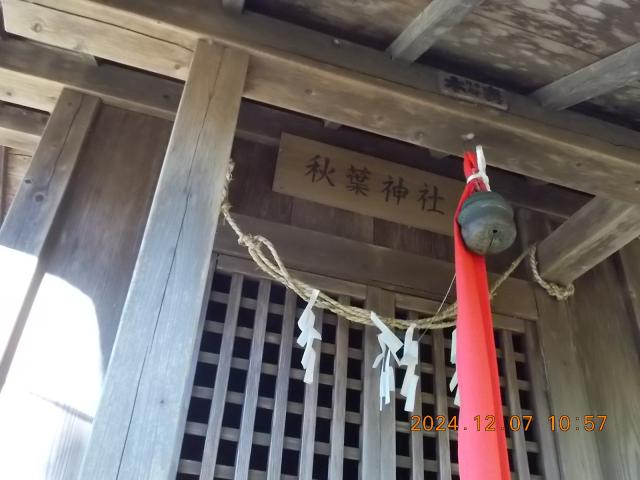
<box><xmin>273</xmin><ymin>133</ymin><xmax>464</xmax><ymax>236</ymax></box>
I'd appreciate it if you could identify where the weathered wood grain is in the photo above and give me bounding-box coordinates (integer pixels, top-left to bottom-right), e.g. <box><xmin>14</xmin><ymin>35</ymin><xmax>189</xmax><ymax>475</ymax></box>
<box><xmin>222</xmin><ymin>0</ymin><xmax>245</xmax><ymax>14</ymax></box>
<box><xmin>619</xmin><ymin>239</ymin><xmax>640</xmax><ymax>338</ymax></box>
<box><xmin>406</xmin><ymin>311</ymin><xmax>425</xmax><ymax>480</ymax></box>
<box><xmin>235</xmin><ymin>103</ymin><xmax>589</xmax><ymax>220</ymax></box>
<box><xmin>7</xmin><ymin>0</ymin><xmax>640</xmax><ymax>201</ymax></box>
<box><xmin>235</xmin><ymin>280</ymin><xmax>271</xmax><ymax>480</ymax></box>
<box><xmin>0</xmin><ymin>89</ymin><xmax>98</xmax><ymax>386</ymax></box>
<box><xmin>78</xmin><ymin>41</ymin><xmax>248</xmax><ymax>479</ymax></box>
<box><xmin>298</xmin><ymin>307</ymin><xmax>323</xmax><ymax>480</ymax></box>
<box><xmin>377</xmin><ymin>289</ymin><xmax>397</xmax><ymax>479</ymax></box>
<box><xmin>328</xmin><ymin>296</ymin><xmax>350</xmax><ymax>480</ymax></box>
<box><xmin>275</xmin><ymin>133</ymin><xmax>463</xmax><ymax>236</ymax></box>
<box><xmin>523</xmin><ymin>322</ymin><xmax>560</xmax><ymax>480</ymax></box>
<box><xmin>0</xmin><ymin>146</ymin><xmax>6</xmax><ymax>223</ymax></box>
<box><xmin>517</xmin><ymin>208</ymin><xmax>603</xmax><ymax>480</ymax></box>
<box><xmin>500</xmin><ymin>330</ymin><xmax>530</xmax><ymax>480</ymax></box>
<box><xmin>3</xmin><ymin>148</ymin><xmax>31</xmax><ymax>215</ymax></box>
<box><xmin>389</xmin><ymin>0</ymin><xmax>485</xmax><ymax>62</ymax></box>
<box><xmin>217</xmin><ymin>254</ymin><xmax>366</xmax><ymax>301</ymax></box>
<box><xmin>228</xmin><ymin>139</ymin><xmax>293</xmax><ymax>225</ymax></box>
<box><xmin>532</xmin><ymin>43</ymin><xmax>640</xmax><ymax>110</ymax></box>
<box><xmin>361</xmin><ymin>287</ymin><xmax>383</xmax><ymax>480</ymax></box>
<box><xmin>570</xmin><ymin>259</ymin><xmax>640</xmax><ymax>480</ymax></box>
<box><xmin>199</xmin><ymin>274</ymin><xmax>243</xmax><ymax>480</ymax></box>
<box><xmin>0</xmin><ymin>37</ymin><xmax>181</xmax><ymax>118</ymax></box>
<box><xmin>0</xmin><ymin>105</ymin><xmax>171</xmax><ymax>480</ymax></box>
<box><xmin>432</xmin><ymin>328</ymin><xmax>451</xmax><ymax>480</ymax></box>
<box><xmin>291</xmin><ymin>198</ymin><xmax>374</xmax><ymax>243</ymax></box>
<box><xmin>537</xmin><ymin>197</ymin><xmax>640</xmax><ymax>285</ymax></box>
<box><xmin>266</xmin><ymin>289</ymin><xmax>297</xmax><ymax>479</ymax></box>
<box><xmin>214</xmin><ymin>214</ymin><xmax>539</xmax><ymax>321</ymax></box>
<box><xmin>0</xmin><ymin>103</ymin><xmax>48</xmax><ymax>154</ymax></box>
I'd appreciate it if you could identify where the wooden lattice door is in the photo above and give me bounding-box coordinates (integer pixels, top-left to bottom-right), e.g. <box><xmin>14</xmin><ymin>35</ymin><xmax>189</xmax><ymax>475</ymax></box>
<box><xmin>177</xmin><ymin>255</ymin><xmax>555</xmax><ymax>479</ymax></box>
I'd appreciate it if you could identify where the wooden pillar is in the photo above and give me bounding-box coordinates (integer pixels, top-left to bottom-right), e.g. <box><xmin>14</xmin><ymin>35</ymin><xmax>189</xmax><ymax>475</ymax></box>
<box><xmin>362</xmin><ymin>287</ymin><xmax>396</xmax><ymax>480</ymax></box>
<box><xmin>0</xmin><ymin>145</ymin><xmax>6</xmax><ymax>222</ymax></box>
<box><xmin>620</xmin><ymin>239</ymin><xmax>640</xmax><ymax>339</ymax></box>
<box><xmin>570</xmin><ymin>258</ymin><xmax>640</xmax><ymax>479</ymax></box>
<box><xmin>0</xmin><ymin>89</ymin><xmax>99</xmax><ymax>385</ymax></box>
<box><xmin>79</xmin><ymin>40</ymin><xmax>248</xmax><ymax>479</ymax></box>
<box><xmin>517</xmin><ymin>209</ymin><xmax>603</xmax><ymax>480</ymax></box>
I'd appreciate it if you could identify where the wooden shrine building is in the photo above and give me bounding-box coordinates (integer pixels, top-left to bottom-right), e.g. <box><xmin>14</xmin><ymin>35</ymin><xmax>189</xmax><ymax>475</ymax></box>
<box><xmin>0</xmin><ymin>0</ymin><xmax>639</xmax><ymax>479</ymax></box>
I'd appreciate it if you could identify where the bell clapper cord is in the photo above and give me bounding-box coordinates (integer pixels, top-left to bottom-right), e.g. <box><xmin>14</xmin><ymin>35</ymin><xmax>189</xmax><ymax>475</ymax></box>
<box><xmin>220</xmin><ymin>156</ymin><xmax>574</xmax><ymax>332</ymax></box>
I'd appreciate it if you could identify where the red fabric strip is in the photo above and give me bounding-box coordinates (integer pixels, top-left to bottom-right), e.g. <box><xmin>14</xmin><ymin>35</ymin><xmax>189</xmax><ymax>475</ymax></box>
<box><xmin>454</xmin><ymin>151</ymin><xmax>510</xmax><ymax>480</ymax></box>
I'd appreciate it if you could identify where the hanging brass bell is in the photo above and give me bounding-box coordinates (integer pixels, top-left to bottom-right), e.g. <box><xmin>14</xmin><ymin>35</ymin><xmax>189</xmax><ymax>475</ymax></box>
<box><xmin>457</xmin><ymin>191</ymin><xmax>517</xmax><ymax>255</ymax></box>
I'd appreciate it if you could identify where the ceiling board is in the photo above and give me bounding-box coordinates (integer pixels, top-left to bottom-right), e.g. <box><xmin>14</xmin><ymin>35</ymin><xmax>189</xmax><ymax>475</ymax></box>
<box><xmin>478</xmin><ymin>0</ymin><xmax>640</xmax><ymax>58</ymax></box>
<box><xmin>246</xmin><ymin>0</ymin><xmax>640</xmax><ymax>126</ymax></box>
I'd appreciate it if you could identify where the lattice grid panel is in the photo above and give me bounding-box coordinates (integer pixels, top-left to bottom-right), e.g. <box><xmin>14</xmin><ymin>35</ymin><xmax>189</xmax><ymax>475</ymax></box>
<box><xmin>177</xmin><ymin>265</ymin><xmax>551</xmax><ymax>480</ymax></box>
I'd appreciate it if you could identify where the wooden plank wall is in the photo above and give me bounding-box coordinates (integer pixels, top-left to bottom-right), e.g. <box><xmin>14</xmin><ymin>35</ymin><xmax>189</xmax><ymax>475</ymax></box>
<box><xmin>570</xmin><ymin>258</ymin><xmax>640</xmax><ymax>480</ymax></box>
<box><xmin>519</xmin><ymin>209</ymin><xmax>640</xmax><ymax>480</ymax></box>
<box><xmin>0</xmin><ymin>104</ymin><xmax>171</xmax><ymax>479</ymax></box>
<box><xmin>1</xmin><ymin>148</ymin><xmax>31</xmax><ymax>219</ymax></box>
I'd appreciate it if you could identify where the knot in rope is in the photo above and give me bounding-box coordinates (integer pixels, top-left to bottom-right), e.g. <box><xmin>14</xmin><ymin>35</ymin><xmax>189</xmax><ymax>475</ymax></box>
<box><xmin>527</xmin><ymin>245</ymin><xmax>575</xmax><ymax>301</ymax></box>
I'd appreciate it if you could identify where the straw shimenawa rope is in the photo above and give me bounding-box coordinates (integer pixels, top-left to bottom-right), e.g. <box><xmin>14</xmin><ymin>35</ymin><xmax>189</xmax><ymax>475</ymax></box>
<box><xmin>220</xmin><ymin>162</ymin><xmax>574</xmax><ymax>330</ymax></box>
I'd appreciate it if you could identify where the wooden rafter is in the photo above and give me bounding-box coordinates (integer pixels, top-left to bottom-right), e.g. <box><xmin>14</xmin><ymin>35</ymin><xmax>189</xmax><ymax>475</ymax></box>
<box><xmin>537</xmin><ymin>197</ymin><xmax>640</xmax><ymax>285</ymax></box>
<box><xmin>4</xmin><ymin>0</ymin><xmax>640</xmax><ymax>203</ymax></box>
<box><xmin>532</xmin><ymin>43</ymin><xmax>640</xmax><ymax>110</ymax></box>
<box><xmin>388</xmin><ymin>0</ymin><xmax>485</xmax><ymax>62</ymax></box>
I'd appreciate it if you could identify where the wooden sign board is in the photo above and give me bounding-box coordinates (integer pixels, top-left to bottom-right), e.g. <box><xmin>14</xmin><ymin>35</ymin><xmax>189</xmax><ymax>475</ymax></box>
<box><xmin>273</xmin><ymin>133</ymin><xmax>464</xmax><ymax>236</ymax></box>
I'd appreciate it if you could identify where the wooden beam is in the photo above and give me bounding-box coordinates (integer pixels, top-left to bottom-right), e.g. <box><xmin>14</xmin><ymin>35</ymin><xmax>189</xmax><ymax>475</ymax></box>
<box><xmin>388</xmin><ymin>0</ymin><xmax>484</xmax><ymax>62</ymax></box>
<box><xmin>5</xmin><ymin>0</ymin><xmax>640</xmax><ymax>202</ymax></box>
<box><xmin>536</xmin><ymin>197</ymin><xmax>640</xmax><ymax>285</ymax></box>
<box><xmin>222</xmin><ymin>0</ymin><xmax>245</xmax><ymax>14</ymax></box>
<box><xmin>79</xmin><ymin>41</ymin><xmax>248</xmax><ymax>479</ymax></box>
<box><xmin>532</xmin><ymin>43</ymin><xmax>640</xmax><ymax>110</ymax></box>
<box><xmin>0</xmin><ymin>38</ymin><xmax>181</xmax><ymax>119</ymax></box>
<box><xmin>0</xmin><ymin>89</ymin><xmax>99</xmax><ymax>386</ymax></box>
<box><xmin>0</xmin><ymin>96</ymin><xmax>591</xmax><ymax>220</ymax></box>
<box><xmin>214</xmin><ymin>213</ymin><xmax>538</xmax><ymax>321</ymax></box>
<box><xmin>0</xmin><ymin>102</ymin><xmax>48</xmax><ymax>154</ymax></box>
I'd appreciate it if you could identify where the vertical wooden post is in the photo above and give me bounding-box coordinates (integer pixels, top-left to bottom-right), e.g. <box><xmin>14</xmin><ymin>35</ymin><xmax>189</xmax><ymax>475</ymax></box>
<box><xmin>266</xmin><ymin>289</ymin><xmax>297</xmax><ymax>479</ymax></box>
<box><xmin>0</xmin><ymin>90</ymin><xmax>99</xmax><ymax>385</ymax></box>
<box><xmin>199</xmin><ymin>274</ymin><xmax>243</xmax><ymax>479</ymax></box>
<box><xmin>79</xmin><ymin>40</ymin><xmax>248</xmax><ymax>479</ymax></box>
<box><xmin>407</xmin><ymin>311</ymin><xmax>425</xmax><ymax>480</ymax></box>
<box><xmin>517</xmin><ymin>209</ymin><xmax>603</xmax><ymax>480</ymax></box>
<box><xmin>619</xmin><ymin>239</ymin><xmax>640</xmax><ymax>338</ymax></box>
<box><xmin>362</xmin><ymin>287</ymin><xmax>396</xmax><ymax>480</ymax></box>
<box><xmin>328</xmin><ymin>296</ymin><xmax>350</xmax><ymax>480</ymax></box>
<box><xmin>235</xmin><ymin>280</ymin><xmax>271</xmax><ymax>480</ymax></box>
<box><xmin>298</xmin><ymin>307</ymin><xmax>323</xmax><ymax>480</ymax></box>
<box><xmin>432</xmin><ymin>329</ymin><xmax>451</xmax><ymax>480</ymax></box>
<box><xmin>0</xmin><ymin>145</ymin><xmax>6</xmax><ymax>223</ymax></box>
